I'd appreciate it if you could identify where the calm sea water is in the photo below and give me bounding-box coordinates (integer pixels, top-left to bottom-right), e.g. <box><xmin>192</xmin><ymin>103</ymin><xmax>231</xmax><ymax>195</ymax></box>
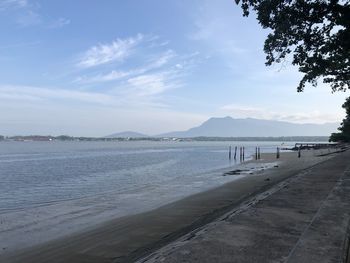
<box><xmin>0</xmin><ymin>141</ymin><xmax>290</xmax><ymax>212</ymax></box>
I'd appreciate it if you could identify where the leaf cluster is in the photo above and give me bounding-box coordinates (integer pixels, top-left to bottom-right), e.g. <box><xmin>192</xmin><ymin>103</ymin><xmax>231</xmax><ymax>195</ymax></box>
<box><xmin>235</xmin><ymin>0</ymin><xmax>350</xmax><ymax>92</ymax></box>
<box><xmin>329</xmin><ymin>96</ymin><xmax>350</xmax><ymax>141</ymax></box>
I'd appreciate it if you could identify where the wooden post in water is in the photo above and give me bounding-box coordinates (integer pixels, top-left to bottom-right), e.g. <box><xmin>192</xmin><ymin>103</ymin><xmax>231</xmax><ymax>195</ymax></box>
<box><xmin>240</xmin><ymin>147</ymin><xmax>242</xmax><ymax>161</ymax></box>
<box><xmin>255</xmin><ymin>147</ymin><xmax>258</xmax><ymax>160</ymax></box>
<box><xmin>243</xmin><ymin>147</ymin><xmax>245</xmax><ymax>161</ymax></box>
<box><xmin>234</xmin><ymin>146</ymin><xmax>237</xmax><ymax>160</ymax></box>
<box><xmin>229</xmin><ymin>146</ymin><xmax>232</xmax><ymax>160</ymax></box>
<box><xmin>276</xmin><ymin>147</ymin><xmax>280</xmax><ymax>159</ymax></box>
<box><xmin>298</xmin><ymin>147</ymin><xmax>301</xmax><ymax>158</ymax></box>
<box><xmin>258</xmin><ymin>147</ymin><xmax>261</xmax><ymax>159</ymax></box>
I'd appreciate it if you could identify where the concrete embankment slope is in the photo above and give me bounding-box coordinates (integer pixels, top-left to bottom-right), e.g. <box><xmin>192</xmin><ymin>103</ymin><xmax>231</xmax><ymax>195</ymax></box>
<box><xmin>141</xmin><ymin>149</ymin><xmax>350</xmax><ymax>263</ymax></box>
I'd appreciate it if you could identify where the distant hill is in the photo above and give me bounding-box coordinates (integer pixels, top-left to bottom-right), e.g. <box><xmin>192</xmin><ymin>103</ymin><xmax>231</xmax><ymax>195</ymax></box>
<box><xmin>157</xmin><ymin>116</ymin><xmax>339</xmax><ymax>137</ymax></box>
<box><xmin>105</xmin><ymin>131</ymin><xmax>149</xmax><ymax>138</ymax></box>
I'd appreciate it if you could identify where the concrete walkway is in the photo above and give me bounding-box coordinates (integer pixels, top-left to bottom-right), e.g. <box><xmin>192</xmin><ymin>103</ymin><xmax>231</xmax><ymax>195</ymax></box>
<box><xmin>140</xmin><ymin>150</ymin><xmax>350</xmax><ymax>263</ymax></box>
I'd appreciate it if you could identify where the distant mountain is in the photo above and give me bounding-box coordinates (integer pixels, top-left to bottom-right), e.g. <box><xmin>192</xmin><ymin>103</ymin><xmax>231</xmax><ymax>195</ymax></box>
<box><xmin>157</xmin><ymin>116</ymin><xmax>339</xmax><ymax>137</ymax></box>
<box><xmin>105</xmin><ymin>131</ymin><xmax>149</xmax><ymax>138</ymax></box>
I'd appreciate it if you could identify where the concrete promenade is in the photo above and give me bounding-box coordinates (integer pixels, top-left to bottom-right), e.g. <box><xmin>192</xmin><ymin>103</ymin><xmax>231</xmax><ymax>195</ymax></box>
<box><xmin>141</xmin><ymin>149</ymin><xmax>350</xmax><ymax>263</ymax></box>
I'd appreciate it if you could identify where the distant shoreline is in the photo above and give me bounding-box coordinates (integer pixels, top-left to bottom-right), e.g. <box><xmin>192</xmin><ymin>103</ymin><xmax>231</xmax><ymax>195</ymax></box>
<box><xmin>0</xmin><ymin>135</ymin><xmax>330</xmax><ymax>142</ymax></box>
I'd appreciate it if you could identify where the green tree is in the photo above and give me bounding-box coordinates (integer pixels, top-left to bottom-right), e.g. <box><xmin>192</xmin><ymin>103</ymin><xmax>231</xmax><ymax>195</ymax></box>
<box><xmin>330</xmin><ymin>96</ymin><xmax>350</xmax><ymax>142</ymax></box>
<box><xmin>235</xmin><ymin>0</ymin><xmax>350</xmax><ymax>92</ymax></box>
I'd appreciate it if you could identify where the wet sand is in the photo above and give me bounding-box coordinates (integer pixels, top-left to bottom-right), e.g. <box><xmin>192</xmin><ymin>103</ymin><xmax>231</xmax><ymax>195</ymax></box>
<box><xmin>1</xmin><ymin>150</ymin><xmax>337</xmax><ymax>263</ymax></box>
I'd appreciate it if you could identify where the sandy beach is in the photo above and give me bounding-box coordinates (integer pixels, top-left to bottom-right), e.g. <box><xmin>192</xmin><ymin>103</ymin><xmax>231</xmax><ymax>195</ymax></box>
<box><xmin>0</xmin><ymin>148</ymin><xmax>340</xmax><ymax>263</ymax></box>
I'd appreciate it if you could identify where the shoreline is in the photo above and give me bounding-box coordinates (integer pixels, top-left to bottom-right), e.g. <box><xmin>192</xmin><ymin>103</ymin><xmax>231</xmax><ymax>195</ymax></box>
<box><xmin>1</xmin><ymin>150</ymin><xmax>337</xmax><ymax>263</ymax></box>
<box><xmin>0</xmin><ymin>152</ymin><xmax>274</xmax><ymax>255</ymax></box>
<box><xmin>138</xmin><ymin>148</ymin><xmax>350</xmax><ymax>263</ymax></box>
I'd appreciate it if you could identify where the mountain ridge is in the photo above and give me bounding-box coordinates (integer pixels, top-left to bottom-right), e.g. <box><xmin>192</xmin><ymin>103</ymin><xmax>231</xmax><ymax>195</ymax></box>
<box><xmin>106</xmin><ymin>117</ymin><xmax>339</xmax><ymax>138</ymax></box>
<box><xmin>157</xmin><ymin>116</ymin><xmax>338</xmax><ymax>137</ymax></box>
<box><xmin>105</xmin><ymin>131</ymin><xmax>149</xmax><ymax>138</ymax></box>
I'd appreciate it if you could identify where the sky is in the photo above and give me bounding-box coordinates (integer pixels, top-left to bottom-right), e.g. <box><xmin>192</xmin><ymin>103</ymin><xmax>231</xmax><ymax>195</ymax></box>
<box><xmin>0</xmin><ymin>0</ymin><xmax>348</xmax><ymax>136</ymax></box>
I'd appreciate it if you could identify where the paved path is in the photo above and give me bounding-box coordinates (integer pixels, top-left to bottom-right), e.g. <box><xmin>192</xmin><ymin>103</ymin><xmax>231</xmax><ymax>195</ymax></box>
<box><xmin>140</xmin><ymin>150</ymin><xmax>350</xmax><ymax>263</ymax></box>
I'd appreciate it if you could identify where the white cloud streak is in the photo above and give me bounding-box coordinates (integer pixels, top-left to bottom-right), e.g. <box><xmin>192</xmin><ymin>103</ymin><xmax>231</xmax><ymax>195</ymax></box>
<box><xmin>127</xmin><ymin>73</ymin><xmax>171</xmax><ymax>96</ymax></box>
<box><xmin>48</xmin><ymin>17</ymin><xmax>70</xmax><ymax>29</ymax></box>
<box><xmin>76</xmin><ymin>70</ymin><xmax>131</xmax><ymax>83</ymax></box>
<box><xmin>0</xmin><ymin>85</ymin><xmax>115</xmax><ymax>105</ymax></box>
<box><xmin>76</xmin><ymin>49</ymin><xmax>177</xmax><ymax>83</ymax></box>
<box><xmin>77</xmin><ymin>34</ymin><xmax>143</xmax><ymax>68</ymax></box>
<box><xmin>0</xmin><ymin>84</ymin><xmax>207</xmax><ymax>136</ymax></box>
<box><xmin>0</xmin><ymin>0</ymin><xmax>27</xmax><ymax>10</ymax></box>
<box><xmin>220</xmin><ymin>104</ymin><xmax>343</xmax><ymax>124</ymax></box>
<box><xmin>0</xmin><ymin>78</ymin><xmax>179</xmax><ymax>110</ymax></box>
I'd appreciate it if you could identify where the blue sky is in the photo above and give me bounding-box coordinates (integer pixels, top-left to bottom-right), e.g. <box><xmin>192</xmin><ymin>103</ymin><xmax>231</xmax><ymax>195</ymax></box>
<box><xmin>0</xmin><ymin>0</ymin><xmax>348</xmax><ymax>136</ymax></box>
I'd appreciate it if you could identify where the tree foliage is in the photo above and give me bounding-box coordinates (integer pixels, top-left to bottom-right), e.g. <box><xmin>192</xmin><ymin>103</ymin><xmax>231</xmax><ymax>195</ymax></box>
<box><xmin>235</xmin><ymin>0</ymin><xmax>350</xmax><ymax>92</ymax></box>
<box><xmin>330</xmin><ymin>96</ymin><xmax>350</xmax><ymax>142</ymax></box>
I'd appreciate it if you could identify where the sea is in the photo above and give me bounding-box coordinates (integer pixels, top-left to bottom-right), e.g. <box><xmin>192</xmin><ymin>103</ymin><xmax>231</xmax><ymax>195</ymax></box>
<box><xmin>0</xmin><ymin>140</ymin><xmax>291</xmax><ymax>212</ymax></box>
<box><xmin>0</xmin><ymin>140</ymin><xmax>294</xmax><ymax>252</ymax></box>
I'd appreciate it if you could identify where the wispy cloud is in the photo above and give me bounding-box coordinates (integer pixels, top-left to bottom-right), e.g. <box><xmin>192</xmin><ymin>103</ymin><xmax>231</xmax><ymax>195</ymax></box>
<box><xmin>0</xmin><ymin>85</ymin><xmax>115</xmax><ymax>105</ymax></box>
<box><xmin>0</xmin><ymin>0</ymin><xmax>27</xmax><ymax>10</ymax></box>
<box><xmin>189</xmin><ymin>1</ymin><xmax>251</xmax><ymax>63</ymax></box>
<box><xmin>220</xmin><ymin>103</ymin><xmax>342</xmax><ymax>124</ymax></box>
<box><xmin>0</xmin><ymin>0</ymin><xmax>71</xmax><ymax>29</ymax></box>
<box><xmin>16</xmin><ymin>9</ymin><xmax>41</xmax><ymax>26</ymax></box>
<box><xmin>48</xmin><ymin>17</ymin><xmax>70</xmax><ymax>29</ymax></box>
<box><xmin>0</xmin><ymin>40</ymin><xmax>40</xmax><ymax>49</ymax></box>
<box><xmin>0</xmin><ymin>79</ymin><xmax>181</xmax><ymax>110</ymax></box>
<box><xmin>147</xmin><ymin>49</ymin><xmax>176</xmax><ymax>68</ymax></box>
<box><xmin>191</xmin><ymin>22</ymin><xmax>248</xmax><ymax>57</ymax></box>
<box><xmin>75</xmin><ymin>70</ymin><xmax>132</xmax><ymax>83</ymax></box>
<box><xmin>190</xmin><ymin>17</ymin><xmax>219</xmax><ymax>41</ymax></box>
<box><xmin>76</xmin><ymin>49</ymin><xmax>177</xmax><ymax>83</ymax></box>
<box><xmin>220</xmin><ymin>104</ymin><xmax>265</xmax><ymax>117</ymax></box>
<box><xmin>77</xmin><ymin>34</ymin><xmax>144</xmax><ymax>68</ymax></box>
<box><xmin>0</xmin><ymin>38</ymin><xmax>188</xmax><ymax>110</ymax></box>
<box><xmin>73</xmin><ymin>37</ymin><xmax>198</xmax><ymax>109</ymax></box>
<box><xmin>127</xmin><ymin>71</ymin><xmax>180</xmax><ymax>97</ymax></box>
<box><xmin>0</xmin><ymin>0</ymin><xmax>42</xmax><ymax>27</ymax></box>
<box><xmin>0</xmin><ymin>90</ymin><xmax>208</xmax><ymax>136</ymax></box>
